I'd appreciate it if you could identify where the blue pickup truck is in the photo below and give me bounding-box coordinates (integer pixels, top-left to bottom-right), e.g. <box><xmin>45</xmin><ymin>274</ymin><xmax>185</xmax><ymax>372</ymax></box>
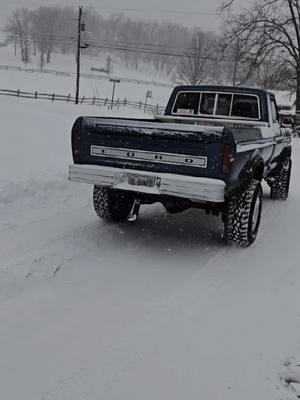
<box><xmin>69</xmin><ymin>86</ymin><xmax>292</xmax><ymax>247</ymax></box>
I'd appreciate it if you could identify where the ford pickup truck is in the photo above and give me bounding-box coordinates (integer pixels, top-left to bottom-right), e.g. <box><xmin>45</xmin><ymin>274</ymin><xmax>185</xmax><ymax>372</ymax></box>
<box><xmin>69</xmin><ymin>86</ymin><xmax>292</xmax><ymax>247</ymax></box>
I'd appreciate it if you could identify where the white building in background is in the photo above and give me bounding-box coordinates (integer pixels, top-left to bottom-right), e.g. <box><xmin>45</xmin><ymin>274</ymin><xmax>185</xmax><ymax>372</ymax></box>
<box><xmin>273</xmin><ymin>90</ymin><xmax>296</xmax><ymax>116</ymax></box>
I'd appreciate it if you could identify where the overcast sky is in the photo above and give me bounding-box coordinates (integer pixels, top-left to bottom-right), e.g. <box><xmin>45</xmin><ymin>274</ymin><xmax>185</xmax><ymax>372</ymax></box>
<box><xmin>0</xmin><ymin>0</ymin><xmax>249</xmax><ymax>32</ymax></box>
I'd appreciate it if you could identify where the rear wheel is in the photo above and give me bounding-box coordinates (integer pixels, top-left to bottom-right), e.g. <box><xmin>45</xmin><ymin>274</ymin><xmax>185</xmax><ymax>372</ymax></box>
<box><xmin>224</xmin><ymin>179</ymin><xmax>263</xmax><ymax>247</ymax></box>
<box><xmin>270</xmin><ymin>158</ymin><xmax>291</xmax><ymax>200</ymax></box>
<box><xmin>93</xmin><ymin>186</ymin><xmax>134</xmax><ymax>222</ymax></box>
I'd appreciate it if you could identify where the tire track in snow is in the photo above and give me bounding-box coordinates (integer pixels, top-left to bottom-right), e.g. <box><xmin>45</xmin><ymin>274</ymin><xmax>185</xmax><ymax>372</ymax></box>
<box><xmin>0</xmin><ymin>203</ymin><xmax>120</xmax><ymax>290</ymax></box>
<box><xmin>38</xmin><ymin>247</ymin><xmax>231</xmax><ymax>400</ymax></box>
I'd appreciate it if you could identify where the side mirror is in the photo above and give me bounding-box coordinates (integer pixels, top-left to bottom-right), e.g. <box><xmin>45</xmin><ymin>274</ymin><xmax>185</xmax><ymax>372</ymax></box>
<box><xmin>280</xmin><ymin>117</ymin><xmax>294</xmax><ymax>129</ymax></box>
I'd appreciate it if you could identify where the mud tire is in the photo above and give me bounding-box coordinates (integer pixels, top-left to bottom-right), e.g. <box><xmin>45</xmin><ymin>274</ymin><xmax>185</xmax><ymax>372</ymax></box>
<box><xmin>270</xmin><ymin>158</ymin><xmax>291</xmax><ymax>201</ymax></box>
<box><xmin>224</xmin><ymin>179</ymin><xmax>263</xmax><ymax>247</ymax></box>
<box><xmin>93</xmin><ymin>186</ymin><xmax>134</xmax><ymax>222</ymax></box>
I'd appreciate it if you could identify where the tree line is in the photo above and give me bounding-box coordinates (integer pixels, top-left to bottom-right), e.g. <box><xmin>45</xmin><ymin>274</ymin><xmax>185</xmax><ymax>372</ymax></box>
<box><xmin>2</xmin><ymin>5</ymin><xmax>296</xmax><ymax>94</ymax></box>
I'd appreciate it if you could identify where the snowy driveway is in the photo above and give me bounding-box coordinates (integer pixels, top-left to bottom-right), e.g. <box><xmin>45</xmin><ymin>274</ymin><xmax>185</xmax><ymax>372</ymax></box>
<box><xmin>1</xmin><ymin>97</ymin><xmax>300</xmax><ymax>400</ymax></box>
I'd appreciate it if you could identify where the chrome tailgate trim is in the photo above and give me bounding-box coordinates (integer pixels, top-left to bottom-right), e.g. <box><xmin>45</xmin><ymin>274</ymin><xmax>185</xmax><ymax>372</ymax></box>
<box><xmin>90</xmin><ymin>146</ymin><xmax>207</xmax><ymax>168</ymax></box>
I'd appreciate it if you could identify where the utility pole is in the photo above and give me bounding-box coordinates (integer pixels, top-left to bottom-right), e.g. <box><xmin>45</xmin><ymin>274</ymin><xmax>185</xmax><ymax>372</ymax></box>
<box><xmin>14</xmin><ymin>34</ymin><xmax>17</xmax><ymax>56</ymax></box>
<box><xmin>75</xmin><ymin>6</ymin><xmax>83</xmax><ymax>105</ymax></box>
<box><xmin>144</xmin><ymin>89</ymin><xmax>152</xmax><ymax>112</ymax></box>
<box><xmin>232</xmin><ymin>57</ymin><xmax>238</xmax><ymax>87</ymax></box>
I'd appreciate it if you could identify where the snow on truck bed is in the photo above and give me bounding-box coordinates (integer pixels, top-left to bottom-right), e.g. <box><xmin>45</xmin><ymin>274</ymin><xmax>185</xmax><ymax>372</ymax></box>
<box><xmin>1</xmin><ymin>95</ymin><xmax>300</xmax><ymax>400</ymax></box>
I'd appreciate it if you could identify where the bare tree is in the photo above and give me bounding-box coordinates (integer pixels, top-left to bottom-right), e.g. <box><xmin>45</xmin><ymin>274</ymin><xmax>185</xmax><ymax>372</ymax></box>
<box><xmin>4</xmin><ymin>8</ymin><xmax>31</xmax><ymax>64</ymax></box>
<box><xmin>255</xmin><ymin>57</ymin><xmax>295</xmax><ymax>91</ymax></box>
<box><xmin>106</xmin><ymin>55</ymin><xmax>112</xmax><ymax>75</ymax></box>
<box><xmin>177</xmin><ymin>32</ymin><xmax>213</xmax><ymax>85</ymax></box>
<box><xmin>221</xmin><ymin>12</ymin><xmax>282</xmax><ymax>87</ymax></box>
<box><xmin>220</xmin><ymin>0</ymin><xmax>300</xmax><ymax>122</ymax></box>
<box><xmin>3</xmin><ymin>5</ymin><xmax>242</xmax><ymax>85</ymax></box>
<box><xmin>31</xmin><ymin>6</ymin><xmax>60</xmax><ymax>69</ymax></box>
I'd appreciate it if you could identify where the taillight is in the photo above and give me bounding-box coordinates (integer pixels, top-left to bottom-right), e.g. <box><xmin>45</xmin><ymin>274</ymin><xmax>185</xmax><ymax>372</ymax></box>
<box><xmin>222</xmin><ymin>144</ymin><xmax>235</xmax><ymax>175</ymax></box>
<box><xmin>72</xmin><ymin>134</ymin><xmax>80</xmax><ymax>159</ymax></box>
<box><xmin>71</xmin><ymin>119</ymin><xmax>81</xmax><ymax>163</ymax></box>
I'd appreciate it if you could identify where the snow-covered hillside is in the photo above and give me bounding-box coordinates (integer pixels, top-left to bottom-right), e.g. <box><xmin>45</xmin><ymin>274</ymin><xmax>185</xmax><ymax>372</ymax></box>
<box><xmin>0</xmin><ymin>45</ymin><xmax>172</xmax><ymax>106</ymax></box>
<box><xmin>1</xmin><ymin>94</ymin><xmax>300</xmax><ymax>400</ymax></box>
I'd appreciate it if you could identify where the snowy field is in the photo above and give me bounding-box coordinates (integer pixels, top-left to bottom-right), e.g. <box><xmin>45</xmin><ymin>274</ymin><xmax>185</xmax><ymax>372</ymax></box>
<box><xmin>0</xmin><ymin>45</ymin><xmax>171</xmax><ymax>106</ymax></box>
<box><xmin>1</xmin><ymin>94</ymin><xmax>300</xmax><ymax>400</ymax></box>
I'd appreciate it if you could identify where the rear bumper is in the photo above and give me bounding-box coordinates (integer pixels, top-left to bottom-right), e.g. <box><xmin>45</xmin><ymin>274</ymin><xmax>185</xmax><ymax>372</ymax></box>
<box><xmin>69</xmin><ymin>164</ymin><xmax>225</xmax><ymax>203</ymax></box>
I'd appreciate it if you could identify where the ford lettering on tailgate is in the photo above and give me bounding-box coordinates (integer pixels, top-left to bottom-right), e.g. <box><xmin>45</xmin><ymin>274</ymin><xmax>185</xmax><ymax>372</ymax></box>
<box><xmin>90</xmin><ymin>146</ymin><xmax>207</xmax><ymax>168</ymax></box>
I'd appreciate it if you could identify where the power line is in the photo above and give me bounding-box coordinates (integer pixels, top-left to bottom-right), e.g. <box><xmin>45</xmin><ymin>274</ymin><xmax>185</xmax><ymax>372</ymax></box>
<box><xmin>6</xmin><ymin>33</ymin><xmax>289</xmax><ymax>66</ymax></box>
<box><xmin>9</xmin><ymin>32</ymin><xmax>212</xmax><ymax>55</ymax></box>
<box><xmin>5</xmin><ymin>29</ymin><xmax>222</xmax><ymax>56</ymax></box>
<box><xmin>8</xmin><ymin>34</ymin><xmax>220</xmax><ymax>60</ymax></box>
<box><xmin>3</xmin><ymin>32</ymin><xmax>205</xmax><ymax>54</ymax></box>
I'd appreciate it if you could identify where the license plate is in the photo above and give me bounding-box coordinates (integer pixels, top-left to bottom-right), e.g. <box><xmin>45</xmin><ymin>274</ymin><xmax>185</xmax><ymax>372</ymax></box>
<box><xmin>127</xmin><ymin>174</ymin><xmax>157</xmax><ymax>188</ymax></box>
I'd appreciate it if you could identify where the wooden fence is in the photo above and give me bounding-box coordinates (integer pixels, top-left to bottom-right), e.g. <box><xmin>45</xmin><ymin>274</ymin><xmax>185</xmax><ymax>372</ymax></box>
<box><xmin>0</xmin><ymin>88</ymin><xmax>165</xmax><ymax>115</ymax></box>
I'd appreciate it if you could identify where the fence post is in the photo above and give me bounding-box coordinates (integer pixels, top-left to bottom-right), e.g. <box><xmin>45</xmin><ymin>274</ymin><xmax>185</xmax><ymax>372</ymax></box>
<box><xmin>124</xmin><ymin>98</ymin><xmax>127</xmax><ymax>106</ymax></box>
<box><xmin>52</xmin><ymin>93</ymin><xmax>55</xmax><ymax>102</ymax></box>
<box><xmin>139</xmin><ymin>101</ymin><xmax>142</xmax><ymax>109</ymax></box>
<box><xmin>17</xmin><ymin>89</ymin><xmax>20</xmax><ymax>97</ymax></box>
<box><xmin>67</xmin><ymin>94</ymin><xmax>70</xmax><ymax>103</ymax></box>
<box><xmin>35</xmin><ymin>91</ymin><xmax>37</xmax><ymax>99</ymax></box>
<box><xmin>104</xmin><ymin>98</ymin><xmax>108</xmax><ymax>105</ymax></box>
<box><xmin>81</xmin><ymin>96</ymin><xmax>85</xmax><ymax>104</ymax></box>
<box><xmin>93</xmin><ymin>96</ymin><xmax>96</xmax><ymax>105</ymax></box>
<box><xmin>156</xmin><ymin>104</ymin><xmax>159</xmax><ymax>115</ymax></box>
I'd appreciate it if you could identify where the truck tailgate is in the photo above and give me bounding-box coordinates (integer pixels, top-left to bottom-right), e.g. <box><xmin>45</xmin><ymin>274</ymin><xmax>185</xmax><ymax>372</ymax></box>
<box><xmin>72</xmin><ymin>117</ymin><xmax>232</xmax><ymax>179</ymax></box>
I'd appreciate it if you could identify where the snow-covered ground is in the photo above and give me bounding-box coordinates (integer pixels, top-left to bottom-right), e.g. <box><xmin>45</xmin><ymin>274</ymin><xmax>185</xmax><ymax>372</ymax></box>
<box><xmin>1</xmin><ymin>95</ymin><xmax>300</xmax><ymax>400</ymax></box>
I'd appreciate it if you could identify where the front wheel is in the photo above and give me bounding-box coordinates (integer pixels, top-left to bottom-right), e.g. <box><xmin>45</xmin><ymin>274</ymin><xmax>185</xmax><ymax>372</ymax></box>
<box><xmin>93</xmin><ymin>186</ymin><xmax>134</xmax><ymax>222</ymax></box>
<box><xmin>270</xmin><ymin>158</ymin><xmax>291</xmax><ymax>200</ymax></box>
<box><xmin>224</xmin><ymin>179</ymin><xmax>263</xmax><ymax>247</ymax></box>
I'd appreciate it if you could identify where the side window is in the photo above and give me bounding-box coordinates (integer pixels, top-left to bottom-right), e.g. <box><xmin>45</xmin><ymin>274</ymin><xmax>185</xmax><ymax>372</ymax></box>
<box><xmin>231</xmin><ymin>95</ymin><xmax>259</xmax><ymax>119</ymax></box>
<box><xmin>200</xmin><ymin>93</ymin><xmax>216</xmax><ymax>115</ymax></box>
<box><xmin>270</xmin><ymin>99</ymin><xmax>278</xmax><ymax>124</ymax></box>
<box><xmin>173</xmin><ymin>92</ymin><xmax>200</xmax><ymax>115</ymax></box>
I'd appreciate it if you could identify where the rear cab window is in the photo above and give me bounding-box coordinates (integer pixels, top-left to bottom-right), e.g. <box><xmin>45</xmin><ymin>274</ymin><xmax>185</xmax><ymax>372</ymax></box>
<box><xmin>172</xmin><ymin>91</ymin><xmax>261</xmax><ymax>120</ymax></box>
<box><xmin>200</xmin><ymin>93</ymin><xmax>216</xmax><ymax>115</ymax></box>
<box><xmin>172</xmin><ymin>92</ymin><xmax>200</xmax><ymax>115</ymax></box>
<box><xmin>231</xmin><ymin>95</ymin><xmax>259</xmax><ymax>119</ymax></box>
<box><xmin>216</xmin><ymin>94</ymin><xmax>232</xmax><ymax>116</ymax></box>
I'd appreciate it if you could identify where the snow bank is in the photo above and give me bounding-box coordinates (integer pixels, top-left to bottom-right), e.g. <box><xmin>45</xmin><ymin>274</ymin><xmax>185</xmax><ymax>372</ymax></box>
<box><xmin>0</xmin><ymin>95</ymin><xmax>150</xmax><ymax>203</ymax></box>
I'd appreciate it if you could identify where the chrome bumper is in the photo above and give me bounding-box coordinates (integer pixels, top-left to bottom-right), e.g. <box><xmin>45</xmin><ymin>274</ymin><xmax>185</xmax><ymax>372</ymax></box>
<box><xmin>69</xmin><ymin>164</ymin><xmax>225</xmax><ymax>203</ymax></box>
